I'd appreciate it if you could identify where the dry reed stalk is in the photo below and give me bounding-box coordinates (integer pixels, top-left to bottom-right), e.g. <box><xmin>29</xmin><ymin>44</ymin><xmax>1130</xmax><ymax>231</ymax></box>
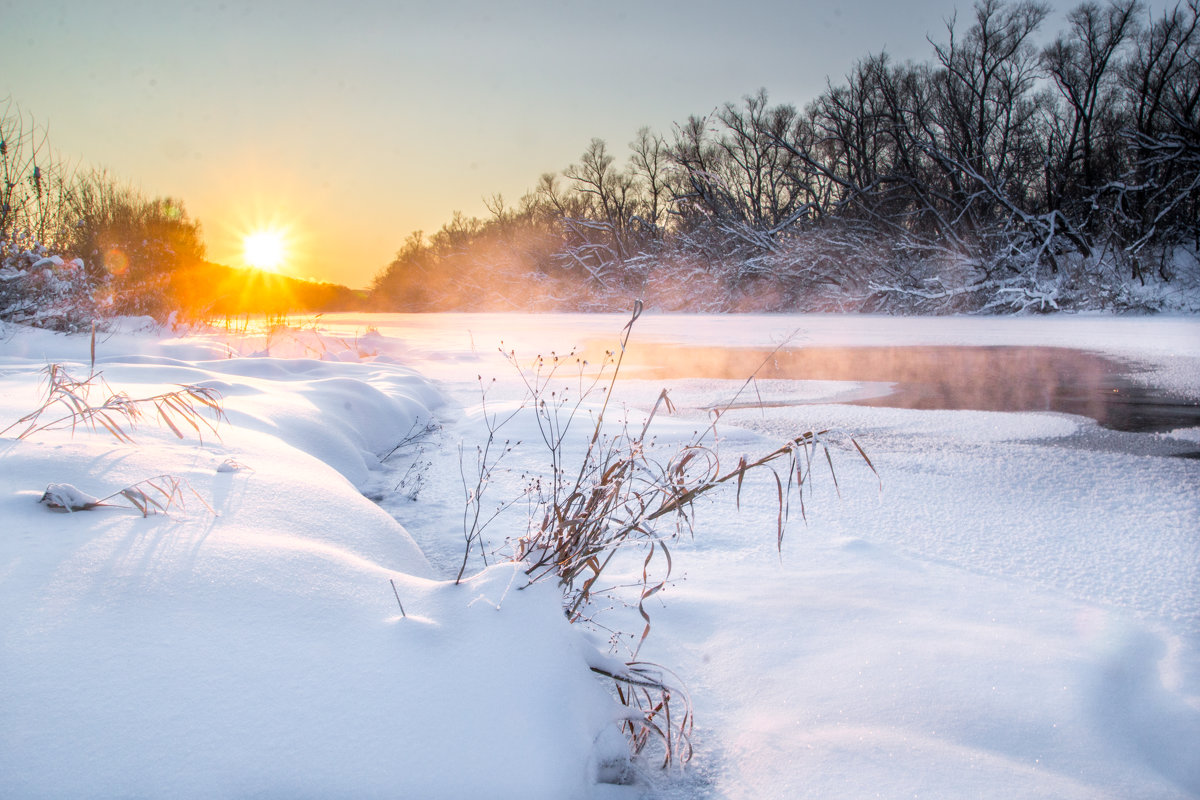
<box><xmin>457</xmin><ymin>302</ymin><xmax>876</xmax><ymax>767</ymax></box>
<box><xmin>590</xmin><ymin>660</ymin><xmax>694</xmax><ymax>768</ymax></box>
<box><xmin>1</xmin><ymin>363</ymin><xmax>224</xmax><ymax>443</ymax></box>
<box><xmin>40</xmin><ymin>474</ymin><xmax>214</xmax><ymax>517</ymax></box>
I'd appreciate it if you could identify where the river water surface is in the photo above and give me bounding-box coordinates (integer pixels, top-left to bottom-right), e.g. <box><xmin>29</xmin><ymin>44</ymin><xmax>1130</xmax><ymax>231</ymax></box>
<box><xmin>314</xmin><ymin>313</ymin><xmax>1200</xmax><ymax>434</ymax></box>
<box><xmin>599</xmin><ymin>342</ymin><xmax>1200</xmax><ymax>433</ymax></box>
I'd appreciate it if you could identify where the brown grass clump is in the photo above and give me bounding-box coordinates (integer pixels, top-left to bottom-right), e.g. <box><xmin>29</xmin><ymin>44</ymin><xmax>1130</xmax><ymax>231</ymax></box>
<box><xmin>456</xmin><ymin>302</ymin><xmax>875</xmax><ymax>767</ymax></box>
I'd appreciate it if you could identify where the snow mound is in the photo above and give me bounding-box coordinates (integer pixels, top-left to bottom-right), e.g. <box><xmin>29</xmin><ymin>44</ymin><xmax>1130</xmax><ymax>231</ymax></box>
<box><xmin>0</xmin><ymin>326</ymin><xmax>629</xmax><ymax>798</ymax></box>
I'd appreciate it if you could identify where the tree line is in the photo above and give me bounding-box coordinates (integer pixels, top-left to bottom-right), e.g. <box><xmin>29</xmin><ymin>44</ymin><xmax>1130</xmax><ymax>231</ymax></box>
<box><xmin>370</xmin><ymin>0</ymin><xmax>1199</xmax><ymax>313</ymax></box>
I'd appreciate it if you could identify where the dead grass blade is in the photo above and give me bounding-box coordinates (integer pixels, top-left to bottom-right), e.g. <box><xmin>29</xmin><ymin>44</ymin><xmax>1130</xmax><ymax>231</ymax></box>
<box><xmin>106</xmin><ymin>475</ymin><xmax>215</xmax><ymax>517</ymax></box>
<box><xmin>590</xmin><ymin>658</ymin><xmax>693</xmax><ymax>768</ymax></box>
<box><xmin>1</xmin><ymin>364</ymin><xmax>224</xmax><ymax>443</ymax></box>
<box><xmin>389</xmin><ymin>578</ymin><xmax>407</xmax><ymax>617</ymax></box>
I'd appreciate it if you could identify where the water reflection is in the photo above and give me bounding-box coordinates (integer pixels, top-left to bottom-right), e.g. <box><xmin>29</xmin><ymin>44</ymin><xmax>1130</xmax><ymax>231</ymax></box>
<box><xmin>597</xmin><ymin>343</ymin><xmax>1200</xmax><ymax>434</ymax></box>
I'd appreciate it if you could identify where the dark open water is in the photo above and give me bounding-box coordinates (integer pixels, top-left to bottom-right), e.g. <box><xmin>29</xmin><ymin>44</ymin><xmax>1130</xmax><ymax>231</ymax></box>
<box><xmin>606</xmin><ymin>343</ymin><xmax>1200</xmax><ymax>434</ymax></box>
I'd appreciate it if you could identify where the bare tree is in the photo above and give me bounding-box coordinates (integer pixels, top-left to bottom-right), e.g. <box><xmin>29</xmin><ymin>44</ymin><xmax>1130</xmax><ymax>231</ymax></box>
<box><xmin>713</xmin><ymin>90</ymin><xmax>815</xmax><ymax>234</ymax></box>
<box><xmin>1042</xmin><ymin>1</ymin><xmax>1140</xmax><ymax>204</ymax></box>
<box><xmin>668</xmin><ymin>113</ymin><xmax>738</xmax><ymax>229</ymax></box>
<box><xmin>931</xmin><ymin>0</ymin><xmax>1049</xmax><ymax>199</ymax></box>
<box><xmin>628</xmin><ymin>126</ymin><xmax>670</xmax><ymax>235</ymax></box>
<box><xmin>1115</xmin><ymin>0</ymin><xmax>1200</xmax><ymax>269</ymax></box>
<box><xmin>564</xmin><ymin>139</ymin><xmax>638</xmax><ymax>243</ymax></box>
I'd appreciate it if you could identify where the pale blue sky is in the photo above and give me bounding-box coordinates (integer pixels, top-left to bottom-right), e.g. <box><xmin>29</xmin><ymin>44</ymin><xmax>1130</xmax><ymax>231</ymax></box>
<box><xmin>5</xmin><ymin>0</ymin><xmax>1094</xmax><ymax>287</ymax></box>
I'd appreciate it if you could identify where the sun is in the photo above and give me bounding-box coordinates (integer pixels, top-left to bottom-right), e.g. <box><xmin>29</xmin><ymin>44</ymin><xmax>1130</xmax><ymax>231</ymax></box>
<box><xmin>242</xmin><ymin>229</ymin><xmax>288</xmax><ymax>272</ymax></box>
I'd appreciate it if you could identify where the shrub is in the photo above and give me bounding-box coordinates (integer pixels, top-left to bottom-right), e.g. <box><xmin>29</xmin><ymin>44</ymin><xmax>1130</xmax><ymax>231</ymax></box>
<box><xmin>455</xmin><ymin>304</ymin><xmax>874</xmax><ymax>766</ymax></box>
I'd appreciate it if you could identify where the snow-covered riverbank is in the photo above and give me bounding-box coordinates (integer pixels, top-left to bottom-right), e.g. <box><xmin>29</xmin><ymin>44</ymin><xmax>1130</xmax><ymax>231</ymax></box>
<box><xmin>2</xmin><ymin>313</ymin><xmax>1197</xmax><ymax>798</ymax></box>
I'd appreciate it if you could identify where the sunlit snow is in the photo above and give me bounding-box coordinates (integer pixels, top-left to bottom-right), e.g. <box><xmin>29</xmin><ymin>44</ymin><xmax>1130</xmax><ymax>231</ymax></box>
<box><xmin>1</xmin><ymin>313</ymin><xmax>1196</xmax><ymax>799</ymax></box>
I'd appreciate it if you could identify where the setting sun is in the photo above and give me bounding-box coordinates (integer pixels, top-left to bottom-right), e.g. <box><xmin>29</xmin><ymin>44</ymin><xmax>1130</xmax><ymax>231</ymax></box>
<box><xmin>243</xmin><ymin>229</ymin><xmax>287</xmax><ymax>272</ymax></box>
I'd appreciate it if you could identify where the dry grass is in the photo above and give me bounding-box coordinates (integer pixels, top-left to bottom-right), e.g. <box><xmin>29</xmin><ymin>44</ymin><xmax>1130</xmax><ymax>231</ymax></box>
<box><xmin>1</xmin><ymin>363</ymin><xmax>224</xmax><ymax>443</ymax></box>
<box><xmin>39</xmin><ymin>475</ymin><xmax>214</xmax><ymax>517</ymax></box>
<box><xmin>589</xmin><ymin>659</ymin><xmax>694</xmax><ymax>769</ymax></box>
<box><xmin>457</xmin><ymin>302</ymin><xmax>875</xmax><ymax>767</ymax></box>
<box><xmin>3</xmin><ymin>364</ymin><xmax>225</xmax><ymax>520</ymax></box>
<box><xmin>379</xmin><ymin>419</ymin><xmax>440</xmax><ymax>502</ymax></box>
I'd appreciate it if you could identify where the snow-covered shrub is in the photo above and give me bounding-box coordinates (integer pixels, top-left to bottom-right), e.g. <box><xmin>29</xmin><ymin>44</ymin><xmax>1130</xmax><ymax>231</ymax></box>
<box><xmin>2</xmin><ymin>106</ymin><xmax>210</xmax><ymax>326</ymax></box>
<box><xmin>0</xmin><ymin>243</ymin><xmax>100</xmax><ymax>331</ymax></box>
<box><xmin>64</xmin><ymin>172</ymin><xmax>206</xmax><ymax>319</ymax></box>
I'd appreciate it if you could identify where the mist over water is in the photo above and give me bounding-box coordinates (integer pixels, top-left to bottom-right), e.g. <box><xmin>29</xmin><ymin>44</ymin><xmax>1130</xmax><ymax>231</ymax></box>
<box><xmin>598</xmin><ymin>343</ymin><xmax>1200</xmax><ymax>433</ymax></box>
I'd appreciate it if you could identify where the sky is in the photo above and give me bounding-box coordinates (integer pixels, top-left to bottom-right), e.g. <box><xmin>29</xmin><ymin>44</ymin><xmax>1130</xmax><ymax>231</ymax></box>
<box><xmin>5</xmin><ymin>0</ymin><xmax>1100</xmax><ymax>288</ymax></box>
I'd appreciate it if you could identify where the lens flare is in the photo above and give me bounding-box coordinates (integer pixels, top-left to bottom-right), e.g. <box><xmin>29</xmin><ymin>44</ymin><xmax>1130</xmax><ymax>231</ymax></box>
<box><xmin>103</xmin><ymin>247</ymin><xmax>129</xmax><ymax>276</ymax></box>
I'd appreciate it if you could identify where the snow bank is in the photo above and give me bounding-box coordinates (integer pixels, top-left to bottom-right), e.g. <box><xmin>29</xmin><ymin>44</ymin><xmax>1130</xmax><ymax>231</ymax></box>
<box><xmin>2</xmin><ymin>313</ymin><xmax>1197</xmax><ymax>799</ymax></box>
<box><xmin>0</xmin><ymin>322</ymin><xmax>629</xmax><ymax>799</ymax></box>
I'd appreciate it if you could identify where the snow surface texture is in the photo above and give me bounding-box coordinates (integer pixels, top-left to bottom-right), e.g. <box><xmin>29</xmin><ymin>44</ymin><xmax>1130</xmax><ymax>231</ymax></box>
<box><xmin>0</xmin><ymin>323</ymin><xmax>626</xmax><ymax>799</ymax></box>
<box><xmin>1</xmin><ymin>313</ymin><xmax>1197</xmax><ymax>798</ymax></box>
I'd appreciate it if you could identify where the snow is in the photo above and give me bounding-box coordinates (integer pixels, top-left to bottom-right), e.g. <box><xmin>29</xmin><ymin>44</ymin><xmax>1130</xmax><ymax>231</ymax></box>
<box><xmin>1</xmin><ymin>312</ymin><xmax>1198</xmax><ymax>798</ymax></box>
<box><xmin>38</xmin><ymin>482</ymin><xmax>103</xmax><ymax>511</ymax></box>
<box><xmin>29</xmin><ymin>256</ymin><xmax>64</xmax><ymax>271</ymax></box>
